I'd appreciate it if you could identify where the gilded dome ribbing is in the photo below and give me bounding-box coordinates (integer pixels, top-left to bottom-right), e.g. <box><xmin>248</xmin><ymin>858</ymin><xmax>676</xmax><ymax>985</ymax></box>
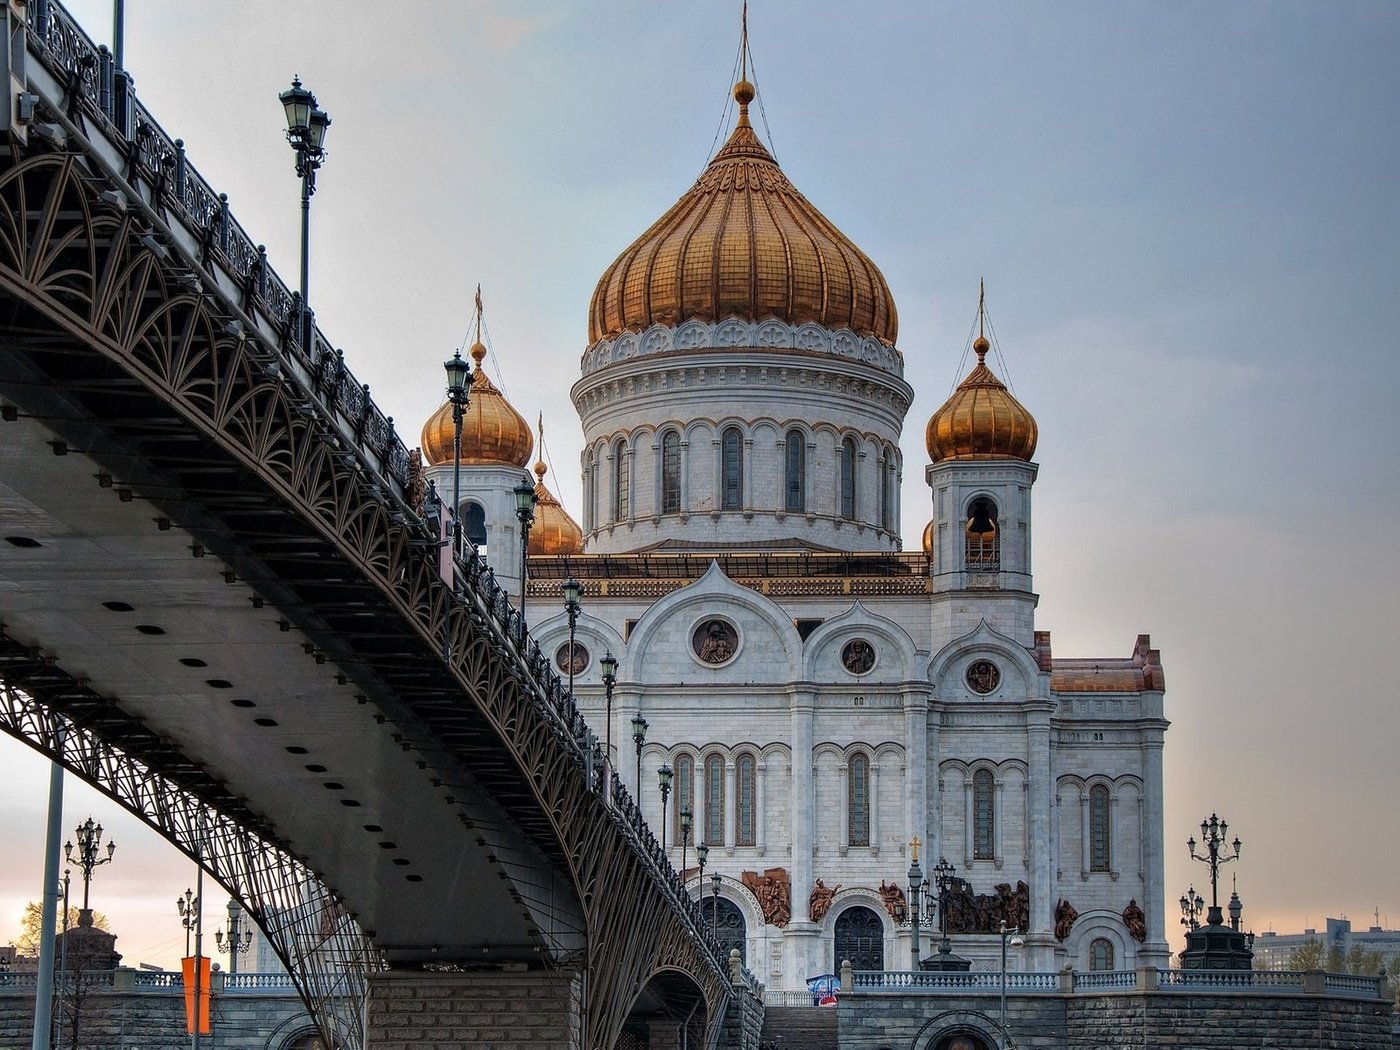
<box><xmin>587</xmin><ymin>82</ymin><xmax>898</xmax><ymax>346</ymax></box>
<box><xmin>528</xmin><ymin>460</ymin><xmax>583</xmax><ymax>555</ymax></box>
<box><xmin>925</xmin><ymin>336</ymin><xmax>1038</xmax><ymax>463</ymax></box>
<box><xmin>421</xmin><ymin>342</ymin><xmax>534</xmax><ymax>468</ymax></box>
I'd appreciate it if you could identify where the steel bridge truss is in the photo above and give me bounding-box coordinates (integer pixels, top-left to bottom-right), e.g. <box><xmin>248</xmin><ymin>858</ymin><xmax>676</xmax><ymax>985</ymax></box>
<box><xmin>0</xmin><ymin>659</ymin><xmax>372</xmax><ymax>1049</ymax></box>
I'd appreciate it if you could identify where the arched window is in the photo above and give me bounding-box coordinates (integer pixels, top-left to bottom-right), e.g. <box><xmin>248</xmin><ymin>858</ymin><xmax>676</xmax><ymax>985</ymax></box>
<box><xmin>1089</xmin><ymin>784</ymin><xmax>1111</xmax><ymax>872</ymax></box>
<box><xmin>735</xmin><ymin>753</ymin><xmax>756</xmax><ymax>846</ymax></box>
<box><xmin>965</xmin><ymin>496</ymin><xmax>999</xmax><ymax>569</ymax></box>
<box><xmin>848</xmin><ymin>752</ymin><xmax>870</xmax><ymax>847</ymax></box>
<box><xmin>880</xmin><ymin>447</ymin><xmax>895</xmax><ymax>530</ymax></box>
<box><xmin>784</xmin><ymin>429</ymin><xmax>806</xmax><ymax>512</ymax></box>
<box><xmin>840</xmin><ymin>437</ymin><xmax>857</xmax><ymax>520</ymax></box>
<box><xmin>704</xmin><ymin>754</ymin><xmax>725</xmax><ymax>846</ymax></box>
<box><xmin>612</xmin><ymin>438</ymin><xmax>630</xmax><ymax>522</ymax></box>
<box><xmin>674</xmin><ymin>754</ymin><xmax>694</xmax><ymax>846</ymax></box>
<box><xmin>973</xmin><ymin>768</ymin><xmax>995</xmax><ymax>860</ymax></box>
<box><xmin>660</xmin><ymin>429</ymin><xmax>682</xmax><ymax>514</ymax></box>
<box><xmin>463</xmin><ymin>501</ymin><xmax>487</xmax><ymax>549</ymax></box>
<box><xmin>833</xmin><ymin>906</ymin><xmax>884</xmax><ymax>971</ymax></box>
<box><xmin>721</xmin><ymin>427</ymin><xmax>743</xmax><ymax>510</ymax></box>
<box><xmin>583</xmin><ymin>449</ymin><xmax>596</xmax><ymax>532</ymax></box>
<box><xmin>1089</xmin><ymin>938</ymin><xmax>1115</xmax><ymax>971</ymax></box>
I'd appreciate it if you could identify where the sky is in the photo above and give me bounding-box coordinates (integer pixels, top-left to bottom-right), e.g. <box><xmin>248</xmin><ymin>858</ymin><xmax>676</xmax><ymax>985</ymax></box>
<box><xmin>2</xmin><ymin>1</ymin><xmax>1399</xmax><ymax>969</ymax></box>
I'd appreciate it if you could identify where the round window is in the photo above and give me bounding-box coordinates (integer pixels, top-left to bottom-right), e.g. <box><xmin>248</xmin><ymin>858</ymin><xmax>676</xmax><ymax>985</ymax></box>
<box><xmin>965</xmin><ymin>659</ymin><xmax>1000</xmax><ymax>694</ymax></box>
<box><xmin>841</xmin><ymin>639</ymin><xmax>876</xmax><ymax>675</ymax></box>
<box><xmin>555</xmin><ymin>641</ymin><xmax>589</xmax><ymax>675</ymax></box>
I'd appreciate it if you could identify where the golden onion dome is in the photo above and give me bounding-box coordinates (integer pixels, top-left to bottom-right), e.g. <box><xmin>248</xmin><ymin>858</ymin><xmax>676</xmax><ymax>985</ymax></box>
<box><xmin>587</xmin><ymin>80</ymin><xmax>898</xmax><ymax>346</ymax></box>
<box><xmin>528</xmin><ymin>460</ymin><xmax>583</xmax><ymax>555</ymax></box>
<box><xmin>921</xmin><ymin>519</ymin><xmax>934</xmax><ymax>556</ymax></box>
<box><xmin>421</xmin><ymin>342</ymin><xmax>534</xmax><ymax>468</ymax></box>
<box><xmin>925</xmin><ymin>335</ymin><xmax>1038</xmax><ymax>463</ymax></box>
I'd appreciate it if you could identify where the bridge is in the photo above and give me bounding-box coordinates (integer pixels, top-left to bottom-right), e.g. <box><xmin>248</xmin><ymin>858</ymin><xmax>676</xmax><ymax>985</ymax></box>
<box><xmin>0</xmin><ymin>2</ymin><xmax>756</xmax><ymax>1047</ymax></box>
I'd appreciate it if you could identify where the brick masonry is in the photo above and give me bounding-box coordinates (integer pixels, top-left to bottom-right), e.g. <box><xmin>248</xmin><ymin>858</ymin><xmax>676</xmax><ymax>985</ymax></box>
<box><xmin>364</xmin><ymin>969</ymin><xmax>582</xmax><ymax>1050</ymax></box>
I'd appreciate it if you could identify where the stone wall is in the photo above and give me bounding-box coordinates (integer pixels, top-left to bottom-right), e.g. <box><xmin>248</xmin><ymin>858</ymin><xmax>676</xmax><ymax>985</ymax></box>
<box><xmin>0</xmin><ymin>983</ymin><xmax>313</xmax><ymax>1050</ymax></box>
<box><xmin>365</xmin><ymin>969</ymin><xmax>582</xmax><ymax>1050</ymax></box>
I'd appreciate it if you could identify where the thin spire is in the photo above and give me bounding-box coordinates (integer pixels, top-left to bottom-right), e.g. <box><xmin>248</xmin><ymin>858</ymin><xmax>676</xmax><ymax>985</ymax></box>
<box><xmin>733</xmin><ymin>1</ymin><xmax>755</xmax><ymax>129</ymax></box>
<box><xmin>978</xmin><ymin>278</ymin><xmax>986</xmax><ymax>340</ymax></box>
<box><xmin>473</xmin><ymin>283</ymin><xmax>483</xmax><ymax>345</ymax></box>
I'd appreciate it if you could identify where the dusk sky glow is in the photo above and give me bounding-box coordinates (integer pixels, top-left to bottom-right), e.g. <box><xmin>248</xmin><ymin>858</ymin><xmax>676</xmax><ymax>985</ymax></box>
<box><xmin>2</xmin><ymin>1</ymin><xmax>1398</xmax><ymax>970</ymax></box>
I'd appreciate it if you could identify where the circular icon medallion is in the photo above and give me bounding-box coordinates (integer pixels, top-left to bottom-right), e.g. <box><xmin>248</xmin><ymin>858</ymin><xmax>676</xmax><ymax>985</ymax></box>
<box><xmin>692</xmin><ymin>619</ymin><xmax>738</xmax><ymax>665</ymax></box>
<box><xmin>841</xmin><ymin>639</ymin><xmax>876</xmax><ymax>675</ymax></box>
<box><xmin>555</xmin><ymin>641</ymin><xmax>589</xmax><ymax>675</ymax></box>
<box><xmin>965</xmin><ymin>659</ymin><xmax>1000</xmax><ymax>694</ymax></box>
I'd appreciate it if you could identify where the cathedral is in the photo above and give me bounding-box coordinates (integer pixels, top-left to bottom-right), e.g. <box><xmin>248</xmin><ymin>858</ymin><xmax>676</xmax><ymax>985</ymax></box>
<box><xmin>417</xmin><ymin>67</ymin><xmax>1169</xmax><ymax>992</ymax></box>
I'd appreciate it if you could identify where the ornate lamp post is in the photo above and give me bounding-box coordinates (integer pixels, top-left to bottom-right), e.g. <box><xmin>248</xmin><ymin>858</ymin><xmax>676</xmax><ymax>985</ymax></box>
<box><xmin>631</xmin><ymin>714</ymin><xmax>647</xmax><ymax>791</ymax></box>
<box><xmin>907</xmin><ymin>836</ymin><xmax>924</xmax><ymax>968</ymax></box>
<box><xmin>513</xmin><ymin>474</ymin><xmax>537</xmax><ymax>635</ymax></box>
<box><xmin>931</xmin><ymin>856</ymin><xmax>956</xmax><ymax>952</ymax></box>
<box><xmin>63</xmin><ymin>818</ymin><xmax>115</xmax><ymax>925</ymax></box>
<box><xmin>176</xmin><ymin>887</ymin><xmax>199</xmax><ymax>957</ymax></box>
<box><xmin>1187</xmin><ymin>813</ymin><xmax>1241</xmax><ymax>926</ymax></box>
<box><xmin>998</xmin><ymin>919</ymin><xmax>1026</xmax><ymax>1049</ymax></box>
<box><xmin>679</xmin><ymin>804</ymin><xmax>693</xmax><ymax>876</ymax></box>
<box><xmin>696</xmin><ymin>842</ymin><xmax>709</xmax><ymax>901</ymax></box>
<box><xmin>600</xmin><ymin>651</ymin><xmax>618</xmax><ymax>776</ymax></box>
<box><xmin>1179</xmin><ymin>885</ymin><xmax>1205</xmax><ymax>932</ymax></box>
<box><xmin>443</xmin><ymin>350</ymin><xmax>473</xmax><ymax>558</ymax></box>
<box><xmin>278</xmin><ymin>77</ymin><xmax>330</xmax><ymax>351</ymax></box>
<box><xmin>561</xmin><ymin>576</ymin><xmax>583</xmax><ymax>695</ymax></box>
<box><xmin>710</xmin><ymin>871</ymin><xmax>722</xmax><ymax>942</ymax></box>
<box><xmin>657</xmin><ymin>763</ymin><xmax>673</xmax><ymax>853</ymax></box>
<box><xmin>214</xmin><ymin>901</ymin><xmax>252</xmax><ymax>975</ymax></box>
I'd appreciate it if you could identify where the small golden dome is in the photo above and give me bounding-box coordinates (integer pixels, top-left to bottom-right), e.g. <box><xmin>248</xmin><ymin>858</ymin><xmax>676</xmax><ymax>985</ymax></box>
<box><xmin>925</xmin><ymin>338</ymin><xmax>1038</xmax><ymax>463</ymax></box>
<box><xmin>588</xmin><ymin>81</ymin><xmax>898</xmax><ymax>346</ymax></box>
<box><xmin>421</xmin><ymin>342</ymin><xmax>534</xmax><ymax>468</ymax></box>
<box><xmin>528</xmin><ymin>460</ymin><xmax>583</xmax><ymax>555</ymax></box>
<box><xmin>921</xmin><ymin>519</ymin><xmax>934</xmax><ymax>555</ymax></box>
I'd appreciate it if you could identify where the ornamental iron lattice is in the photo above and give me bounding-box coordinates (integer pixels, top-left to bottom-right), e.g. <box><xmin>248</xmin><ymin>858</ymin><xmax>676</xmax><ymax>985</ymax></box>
<box><xmin>834</xmin><ymin>905</ymin><xmax>884</xmax><ymax>972</ymax></box>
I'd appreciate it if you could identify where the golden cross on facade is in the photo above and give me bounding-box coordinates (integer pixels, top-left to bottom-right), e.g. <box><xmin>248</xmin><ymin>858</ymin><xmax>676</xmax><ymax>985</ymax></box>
<box><xmin>909</xmin><ymin>835</ymin><xmax>921</xmax><ymax>863</ymax></box>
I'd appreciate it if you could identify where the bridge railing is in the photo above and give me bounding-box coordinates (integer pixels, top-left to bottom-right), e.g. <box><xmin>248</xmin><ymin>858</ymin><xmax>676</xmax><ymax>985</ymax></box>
<box><xmin>848</xmin><ymin>968</ymin><xmax>1386</xmax><ymax>1001</ymax></box>
<box><xmin>25</xmin><ymin>0</ymin><xmax>412</xmax><ymax>493</ymax></box>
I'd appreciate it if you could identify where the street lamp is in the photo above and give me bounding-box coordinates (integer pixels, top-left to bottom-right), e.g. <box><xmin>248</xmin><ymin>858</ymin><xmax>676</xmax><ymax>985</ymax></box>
<box><xmin>278</xmin><ymin>76</ymin><xmax>330</xmax><ymax>351</ymax></box>
<box><xmin>710</xmin><ymin>871</ymin><xmax>722</xmax><ymax>942</ymax></box>
<box><xmin>600</xmin><ymin>650</ymin><xmax>618</xmax><ymax>778</ymax></box>
<box><xmin>64</xmin><ymin>818</ymin><xmax>115</xmax><ymax>924</ymax></box>
<box><xmin>657</xmin><ymin>763</ymin><xmax>674</xmax><ymax>853</ymax></box>
<box><xmin>513</xmin><ymin>474</ymin><xmax>537</xmax><ymax>634</ymax></box>
<box><xmin>215</xmin><ymin>900</ymin><xmax>252</xmax><ymax>975</ymax></box>
<box><xmin>696</xmin><ymin>841</ymin><xmax>709</xmax><ymax>899</ymax></box>
<box><xmin>908</xmin><ymin>836</ymin><xmax>924</xmax><ymax>968</ymax></box>
<box><xmin>998</xmin><ymin>919</ymin><xmax>1026</xmax><ymax>1049</ymax></box>
<box><xmin>631</xmin><ymin>714</ymin><xmax>648</xmax><ymax>791</ymax></box>
<box><xmin>1187</xmin><ymin>813</ymin><xmax>1241</xmax><ymax>926</ymax></box>
<box><xmin>176</xmin><ymin>887</ymin><xmax>199</xmax><ymax>957</ymax></box>
<box><xmin>930</xmin><ymin>855</ymin><xmax>957</xmax><ymax>953</ymax></box>
<box><xmin>443</xmin><ymin>349</ymin><xmax>474</xmax><ymax>559</ymax></box>
<box><xmin>1179</xmin><ymin>885</ymin><xmax>1206</xmax><ymax>932</ymax></box>
<box><xmin>562</xmin><ymin>576</ymin><xmax>583</xmax><ymax>696</ymax></box>
<box><xmin>680</xmin><ymin>803</ymin><xmax>693</xmax><ymax>876</ymax></box>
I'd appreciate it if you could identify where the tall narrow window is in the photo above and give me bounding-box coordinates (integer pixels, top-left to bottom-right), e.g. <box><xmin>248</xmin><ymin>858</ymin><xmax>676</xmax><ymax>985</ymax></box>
<box><xmin>704</xmin><ymin>754</ymin><xmax>725</xmax><ymax>846</ymax></box>
<box><xmin>784</xmin><ymin>429</ymin><xmax>806</xmax><ymax>512</ymax></box>
<box><xmin>721</xmin><ymin>427</ymin><xmax>743</xmax><ymax>510</ymax></box>
<box><xmin>848</xmin><ymin>752</ymin><xmax>870</xmax><ymax>847</ymax></box>
<box><xmin>840</xmin><ymin>437</ymin><xmax>857</xmax><ymax>520</ymax></box>
<box><xmin>661</xmin><ymin>430</ymin><xmax>682</xmax><ymax>514</ymax></box>
<box><xmin>735</xmin><ymin>753</ymin><xmax>756</xmax><ymax>846</ymax></box>
<box><xmin>973</xmin><ymin>768</ymin><xmax>995</xmax><ymax>860</ymax></box>
<box><xmin>612</xmin><ymin>438</ymin><xmax>630</xmax><ymax>522</ymax></box>
<box><xmin>463</xmin><ymin>501</ymin><xmax>487</xmax><ymax>549</ymax></box>
<box><xmin>1089</xmin><ymin>784</ymin><xmax>1111</xmax><ymax>872</ymax></box>
<box><xmin>674</xmin><ymin>755</ymin><xmax>694</xmax><ymax>846</ymax></box>
<box><xmin>880</xmin><ymin>449</ymin><xmax>893</xmax><ymax>530</ymax></box>
<box><xmin>965</xmin><ymin>497</ymin><xmax>1000</xmax><ymax>569</ymax></box>
<box><xmin>1089</xmin><ymin>938</ymin><xmax>1115</xmax><ymax>971</ymax></box>
<box><xmin>583</xmin><ymin>449</ymin><xmax>596</xmax><ymax>532</ymax></box>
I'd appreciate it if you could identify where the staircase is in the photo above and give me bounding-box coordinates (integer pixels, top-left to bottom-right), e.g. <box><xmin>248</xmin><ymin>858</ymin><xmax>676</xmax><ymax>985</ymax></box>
<box><xmin>759</xmin><ymin>1006</ymin><xmax>838</xmax><ymax>1050</ymax></box>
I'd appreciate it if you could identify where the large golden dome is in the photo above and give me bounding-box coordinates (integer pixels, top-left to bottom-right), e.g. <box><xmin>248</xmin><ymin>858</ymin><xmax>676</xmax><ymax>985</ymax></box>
<box><xmin>925</xmin><ymin>335</ymin><xmax>1038</xmax><ymax>463</ymax></box>
<box><xmin>587</xmin><ymin>82</ymin><xmax>898</xmax><ymax>346</ymax></box>
<box><xmin>421</xmin><ymin>342</ymin><xmax>534</xmax><ymax>468</ymax></box>
<box><xmin>528</xmin><ymin>460</ymin><xmax>583</xmax><ymax>555</ymax></box>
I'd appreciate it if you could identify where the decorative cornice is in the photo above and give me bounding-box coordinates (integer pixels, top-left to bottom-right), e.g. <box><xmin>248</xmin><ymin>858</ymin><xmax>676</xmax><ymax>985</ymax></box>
<box><xmin>579</xmin><ymin>319</ymin><xmax>905</xmax><ymax>379</ymax></box>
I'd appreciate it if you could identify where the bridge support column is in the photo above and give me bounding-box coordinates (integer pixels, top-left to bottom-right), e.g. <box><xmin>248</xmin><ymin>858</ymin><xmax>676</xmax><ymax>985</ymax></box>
<box><xmin>366</xmin><ymin>969</ymin><xmax>582</xmax><ymax>1050</ymax></box>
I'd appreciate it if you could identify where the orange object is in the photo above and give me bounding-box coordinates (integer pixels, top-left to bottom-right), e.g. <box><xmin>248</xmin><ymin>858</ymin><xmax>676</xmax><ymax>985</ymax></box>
<box><xmin>181</xmin><ymin>956</ymin><xmax>211</xmax><ymax>1034</ymax></box>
